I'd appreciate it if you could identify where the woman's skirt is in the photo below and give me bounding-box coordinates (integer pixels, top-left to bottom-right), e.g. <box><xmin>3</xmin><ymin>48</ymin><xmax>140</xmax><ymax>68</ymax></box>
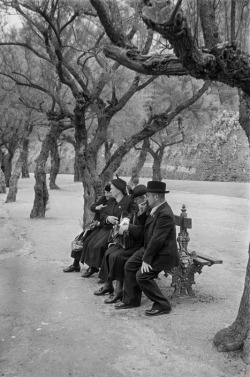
<box><xmin>99</xmin><ymin>244</ymin><xmax>139</xmax><ymax>282</ymax></box>
<box><xmin>83</xmin><ymin>227</ymin><xmax>112</xmax><ymax>269</ymax></box>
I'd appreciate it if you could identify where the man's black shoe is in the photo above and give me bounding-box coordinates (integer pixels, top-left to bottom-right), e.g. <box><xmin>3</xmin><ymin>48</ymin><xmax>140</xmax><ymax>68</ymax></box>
<box><xmin>104</xmin><ymin>293</ymin><xmax>123</xmax><ymax>304</ymax></box>
<box><xmin>63</xmin><ymin>265</ymin><xmax>80</xmax><ymax>273</ymax></box>
<box><xmin>115</xmin><ymin>302</ymin><xmax>139</xmax><ymax>310</ymax></box>
<box><xmin>145</xmin><ymin>307</ymin><xmax>172</xmax><ymax>316</ymax></box>
<box><xmin>94</xmin><ymin>285</ymin><xmax>114</xmax><ymax>296</ymax></box>
<box><xmin>81</xmin><ymin>267</ymin><xmax>99</xmax><ymax>278</ymax></box>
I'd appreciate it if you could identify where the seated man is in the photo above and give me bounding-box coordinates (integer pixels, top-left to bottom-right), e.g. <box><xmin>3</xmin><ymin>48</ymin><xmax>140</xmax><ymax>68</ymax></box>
<box><xmin>115</xmin><ymin>180</ymin><xmax>179</xmax><ymax>316</ymax></box>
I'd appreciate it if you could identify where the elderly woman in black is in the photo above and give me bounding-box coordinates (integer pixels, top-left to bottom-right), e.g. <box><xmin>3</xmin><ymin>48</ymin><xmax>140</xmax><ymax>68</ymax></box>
<box><xmin>81</xmin><ymin>177</ymin><xmax>132</xmax><ymax>280</ymax></box>
<box><xmin>63</xmin><ymin>183</ymin><xmax>111</xmax><ymax>273</ymax></box>
<box><xmin>94</xmin><ymin>185</ymin><xmax>148</xmax><ymax>302</ymax></box>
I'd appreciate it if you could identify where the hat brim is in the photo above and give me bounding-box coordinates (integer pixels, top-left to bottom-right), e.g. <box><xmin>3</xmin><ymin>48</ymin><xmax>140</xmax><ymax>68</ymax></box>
<box><xmin>132</xmin><ymin>193</ymin><xmax>147</xmax><ymax>199</ymax></box>
<box><xmin>147</xmin><ymin>189</ymin><xmax>170</xmax><ymax>193</ymax></box>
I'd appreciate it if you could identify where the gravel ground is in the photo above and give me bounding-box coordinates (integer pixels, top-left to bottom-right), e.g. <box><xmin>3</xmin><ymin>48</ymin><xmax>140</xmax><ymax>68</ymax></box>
<box><xmin>0</xmin><ymin>175</ymin><xmax>250</xmax><ymax>377</ymax></box>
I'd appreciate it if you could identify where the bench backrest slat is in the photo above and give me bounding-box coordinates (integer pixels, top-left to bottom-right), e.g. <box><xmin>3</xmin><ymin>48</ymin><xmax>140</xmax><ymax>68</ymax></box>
<box><xmin>174</xmin><ymin>215</ymin><xmax>192</xmax><ymax>229</ymax></box>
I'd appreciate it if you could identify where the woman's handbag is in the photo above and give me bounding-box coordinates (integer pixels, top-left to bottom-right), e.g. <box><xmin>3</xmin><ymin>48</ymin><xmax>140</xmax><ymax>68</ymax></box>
<box><xmin>108</xmin><ymin>212</ymin><xmax>134</xmax><ymax>249</ymax></box>
<box><xmin>71</xmin><ymin>220</ymin><xmax>100</xmax><ymax>253</ymax></box>
<box><xmin>118</xmin><ymin>229</ymin><xmax>134</xmax><ymax>249</ymax></box>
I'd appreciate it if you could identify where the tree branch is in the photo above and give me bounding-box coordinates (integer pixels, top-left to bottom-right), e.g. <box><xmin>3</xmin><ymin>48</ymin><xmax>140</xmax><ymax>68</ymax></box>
<box><xmin>0</xmin><ymin>42</ymin><xmax>52</xmax><ymax>64</ymax></box>
<box><xmin>100</xmin><ymin>80</ymin><xmax>209</xmax><ymax>177</ymax></box>
<box><xmin>89</xmin><ymin>0</ymin><xmax>136</xmax><ymax>49</ymax></box>
<box><xmin>91</xmin><ymin>0</ymin><xmax>250</xmax><ymax>95</ymax></box>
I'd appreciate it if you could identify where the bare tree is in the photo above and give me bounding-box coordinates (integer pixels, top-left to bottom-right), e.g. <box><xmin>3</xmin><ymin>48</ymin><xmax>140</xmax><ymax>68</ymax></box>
<box><xmin>148</xmin><ymin>117</ymin><xmax>184</xmax><ymax>181</ymax></box>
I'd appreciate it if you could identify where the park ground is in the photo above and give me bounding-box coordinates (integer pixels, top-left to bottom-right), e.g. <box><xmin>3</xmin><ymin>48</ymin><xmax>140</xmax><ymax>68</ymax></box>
<box><xmin>0</xmin><ymin>174</ymin><xmax>250</xmax><ymax>377</ymax></box>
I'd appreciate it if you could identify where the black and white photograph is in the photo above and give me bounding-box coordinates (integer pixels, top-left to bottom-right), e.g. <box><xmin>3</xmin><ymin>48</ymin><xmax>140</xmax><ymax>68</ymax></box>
<box><xmin>0</xmin><ymin>1</ymin><xmax>250</xmax><ymax>376</ymax></box>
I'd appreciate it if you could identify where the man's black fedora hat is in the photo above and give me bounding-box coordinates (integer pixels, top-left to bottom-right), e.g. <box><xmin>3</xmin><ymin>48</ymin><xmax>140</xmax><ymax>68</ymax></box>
<box><xmin>146</xmin><ymin>181</ymin><xmax>170</xmax><ymax>193</ymax></box>
<box><xmin>131</xmin><ymin>184</ymin><xmax>147</xmax><ymax>199</ymax></box>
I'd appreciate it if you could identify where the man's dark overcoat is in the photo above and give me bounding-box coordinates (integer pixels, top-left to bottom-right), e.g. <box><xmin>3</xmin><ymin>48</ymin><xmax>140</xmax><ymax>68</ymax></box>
<box><xmin>141</xmin><ymin>201</ymin><xmax>179</xmax><ymax>270</ymax></box>
<box><xmin>122</xmin><ymin>201</ymin><xmax>179</xmax><ymax>309</ymax></box>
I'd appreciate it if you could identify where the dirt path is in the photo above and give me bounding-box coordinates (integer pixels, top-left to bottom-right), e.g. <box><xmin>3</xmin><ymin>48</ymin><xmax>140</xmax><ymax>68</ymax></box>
<box><xmin>0</xmin><ymin>175</ymin><xmax>250</xmax><ymax>377</ymax></box>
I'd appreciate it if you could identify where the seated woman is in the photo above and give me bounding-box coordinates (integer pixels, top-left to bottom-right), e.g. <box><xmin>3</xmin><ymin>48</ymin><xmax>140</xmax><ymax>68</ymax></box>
<box><xmin>94</xmin><ymin>185</ymin><xmax>149</xmax><ymax>302</ymax></box>
<box><xmin>90</xmin><ymin>183</ymin><xmax>112</xmax><ymax>220</ymax></box>
<box><xmin>63</xmin><ymin>183</ymin><xmax>111</xmax><ymax>273</ymax></box>
<box><xmin>81</xmin><ymin>176</ymin><xmax>132</xmax><ymax>280</ymax></box>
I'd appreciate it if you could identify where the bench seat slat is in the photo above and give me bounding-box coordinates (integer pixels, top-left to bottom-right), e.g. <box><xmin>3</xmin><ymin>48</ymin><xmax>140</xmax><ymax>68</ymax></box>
<box><xmin>196</xmin><ymin>252</ymin><xmax>223</xmax><ymax>264</ymax></box>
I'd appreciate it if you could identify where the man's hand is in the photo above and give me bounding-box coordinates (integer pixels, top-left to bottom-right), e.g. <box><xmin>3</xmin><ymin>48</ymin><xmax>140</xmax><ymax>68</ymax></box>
<box><xmin>141</xmin><ymin>261</ymin><xmax>152</xmax><ymax>273</ymax></box>
<box><xmin>95</xmin><ymin>204</ymin><xmax>106</xmax><ymax>211</ymax></box>
<box><xmin>107</xmin><ymin>215</ymin><xmax>118</xmax><ymax>225</ymax></box>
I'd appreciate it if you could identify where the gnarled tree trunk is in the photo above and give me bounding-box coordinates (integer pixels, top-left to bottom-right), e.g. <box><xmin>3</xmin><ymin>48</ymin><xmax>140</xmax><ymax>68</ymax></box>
<box><xmin>74</xmin><ymin>151</ymin><xmax>81</xmax><ymax>182</ymax></box>
<box><xmin>22</xmin><ymin>161</ymin><xmax>30</xmax><ymax>178</ymax></box>
<box><xmin>3</xmin><ymin>152</ymin><xmax>13</xmax><ymax>188</ymax></box>
<box><xmin>21</xmin><ymin>138</ymin><xmax>30</xmax><ymax>178</ymax></box>
<box><xmin>213</xmin><ymin>245</ymin><xmax>250</xmax><ymax>364</ymax></box>
<box><xmin>49</xmin><ymin>138</ymin><xmax>60</xmax><ymax>189</ymax></box>
<box><xmin>129</xmin><ymin>138</ymin><xmax>150</xmax><ymax>186</ymax></box>
<box><xmin>152</xmin><ymin>149</ymin><xmax>164</xmax><ymax>181</ymax></box>
<box><xmin>30</xmin><ymin>121</ymin><xmax>61</xmax><ymax>218</ymax></box>
<box><xmin>74</xmin><ymin>99</ymin><xmax>110</xmax><ymax>226</ymax></box>
<box><xmin>6</xmin><ymin>136</ymin><xmax>30</xmax><ymax>203</ymax></box>
<box><xmin>137</xmin><ymin>138</ymin><xmax>150</xmax><ymax>176</ymax></box>
<box><xmin>0</xmin><ymin>168</ymin><xmax>6</xmax><ymax>193</ymax></box>
<box><xmin>127</xmin><ymin>167</ymin><xmax>140</xmax><ymax>189</ymax></box>
<box><xmin>239</xmin><ymin>91</ymin><xmax>250</xmax><ymax>145</ymax></box>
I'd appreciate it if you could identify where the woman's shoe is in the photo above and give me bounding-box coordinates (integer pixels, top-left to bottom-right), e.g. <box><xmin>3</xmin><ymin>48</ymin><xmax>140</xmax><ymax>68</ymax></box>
<box><xmin>94</xmin><ymin>285</ymin><xmax>114</xmax><ymax>296</ymax></box>
<box><xmin>104</xmin><ymin>293</ymin><xmax>123</xmax><ymax>304</ymax></box>
<box><xmin>63</xmin><ymin>265</ymin><xmax>80</xmax><ymax>273</ymax></box>
<box><xmin>81</xmin><ymin>267</ymin><xmax>99</xmax><ymax>278</ymax></box>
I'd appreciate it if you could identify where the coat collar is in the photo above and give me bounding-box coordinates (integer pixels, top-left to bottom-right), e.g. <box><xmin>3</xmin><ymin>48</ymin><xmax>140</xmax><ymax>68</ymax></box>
<box><xmin>113</xmin><ymin>195</ymin><xmax>130</xmax><ymax>214</ymax></box>
<box><xmin>145</xmin><ymin>202</ymin><xmax>168</xmax><ymax>226</ymax></box>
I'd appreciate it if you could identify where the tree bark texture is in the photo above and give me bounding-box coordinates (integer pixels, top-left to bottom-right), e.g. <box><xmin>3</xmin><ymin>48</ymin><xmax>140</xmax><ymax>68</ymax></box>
<box><xmin>3</xmin><ymin>153</ymin><xmax>13</xmax><ymax>188</ymax></box>
<box><xmin>213</xmin><ymin>245</ymin><xmax>250</xmax><ymax>364</ymax></box>
<box><xmin>239</xmin><ymin>91</ymin><xmax>250</xmax><ymax>145</ymax></box>
<box><xmin>6</xmin><ymin>136</ymin><xmax>29</xmax><ymax>203</ymax></box>
<box><xmin>136</xmin><ymin>138</ymin><xmax>150</xmax><ymax>177</ymax></box>
<box><xmin>152</xmin><ymin>149</ymin><xmax>164</xmax><ymax>181</ymax></box>
<box><xmin>0</xmin><ymin>168</ymin><xmax>6</xmax><ymax>193</ymax></box>
<box><xmin>198</xmin><ymin>0</ymin><xmax>220</xmax><ymax>48</ymax></box>
<box><xmin>49</xmin><ymin>138</ymin><xmax>61</xmax><ymax>189</ymax></box>
<box><xmin>74</xmin><ymin>154</ymin><xmax>81</xmax><ymax>182</ymax></box>
<box><xmin>30</xmin><ymin>122</ymin><xmax>61</xmax><ymax>218</ymax></box>
<box><xmin>74</xmin><ymin>106</ymin><xmax>100</xmax><ymax>225</ymax></box>
<box><xmin>22</xmin><ymin>161</ymin><xmax>30</xmax><ymax>178</ymax></box>
<box><xmin>127</xmin><ymin>167</ymin><xmax>140</xmax><ymax>189</ymax></box>
<box><xmin>21</xmin><ymin>137</ymin><xmax>30</xmax><ymax>178</ymax></box>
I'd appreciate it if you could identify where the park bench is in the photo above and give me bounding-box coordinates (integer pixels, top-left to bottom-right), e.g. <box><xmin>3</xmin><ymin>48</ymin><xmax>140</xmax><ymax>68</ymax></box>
<box><xmin>164</xmin><ymin>204</ymin><xmax>223</xmax><ymax>297</ymax></box>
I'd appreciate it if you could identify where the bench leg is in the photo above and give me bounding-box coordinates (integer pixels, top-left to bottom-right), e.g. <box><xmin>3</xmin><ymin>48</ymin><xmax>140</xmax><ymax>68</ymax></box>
<box><xmin>168</xmin><ymin>264</ymin><xmax>203</xmax><ymax>298</ymax></box>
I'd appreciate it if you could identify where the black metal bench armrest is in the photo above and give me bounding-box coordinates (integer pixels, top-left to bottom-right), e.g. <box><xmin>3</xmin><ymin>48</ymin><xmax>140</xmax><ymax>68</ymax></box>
<box><xmin>193</xmin><ymin>257</ymin><xmax>212</xmax><ymax>266</ymax></box>
<box><xmin>195</xmin><ymin>252</ymin><xmax>223</xmax><ymax>265</ymax></box>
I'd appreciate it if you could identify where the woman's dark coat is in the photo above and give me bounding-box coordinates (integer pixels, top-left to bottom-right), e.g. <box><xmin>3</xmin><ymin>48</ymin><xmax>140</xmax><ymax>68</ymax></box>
<box><xmin>98</xmin><ymin>208</ymin><xmax>145</xmax><ymax>282</ymax></box>
<box><xmin>83</xmin><ymin>195</ymin><xmax>132</xmax><ymax>269</ymax></box>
